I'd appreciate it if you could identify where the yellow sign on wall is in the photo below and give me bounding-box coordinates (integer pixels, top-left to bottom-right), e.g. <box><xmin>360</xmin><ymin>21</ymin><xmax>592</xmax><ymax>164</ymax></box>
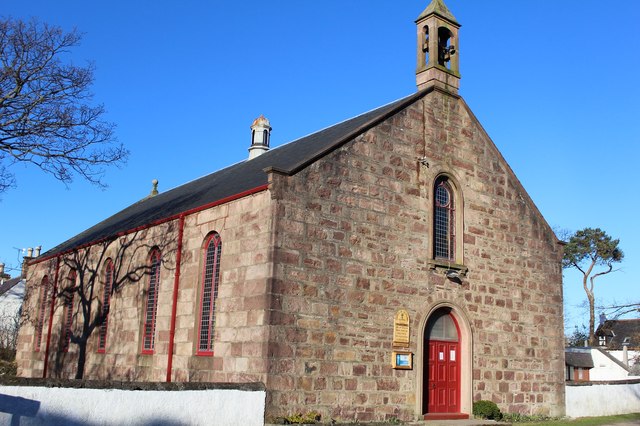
<box><xmin>393</xmin><ymin>309</ymin><xmax>410</xmax><ymax>348</ymax></box>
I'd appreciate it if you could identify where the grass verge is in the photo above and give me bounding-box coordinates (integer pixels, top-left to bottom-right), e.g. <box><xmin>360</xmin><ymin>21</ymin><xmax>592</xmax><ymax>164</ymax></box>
<box><xmin>512</xmin><ymin>413</ymin><xmax>640</xmax><ymax>426</ymax></box>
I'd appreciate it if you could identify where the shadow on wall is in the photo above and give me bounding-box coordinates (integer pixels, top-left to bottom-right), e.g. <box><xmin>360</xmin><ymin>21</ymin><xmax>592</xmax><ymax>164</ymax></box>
<box><xmin>0</xmin><ymin>393</ymin><xmax>188</xmax><ymax>426</ymax></box>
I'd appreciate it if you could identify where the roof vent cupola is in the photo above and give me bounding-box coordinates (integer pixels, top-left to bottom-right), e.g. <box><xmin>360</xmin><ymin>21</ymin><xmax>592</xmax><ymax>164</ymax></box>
<box><xmin>248</xmin><ymin>115</ymin><xmax>271</xmax><ymax>160</ymax></box>
<box><xmin>416</xmin><ymin>0</ymin><xmax>461</xmax><ymax>94</ymax></box>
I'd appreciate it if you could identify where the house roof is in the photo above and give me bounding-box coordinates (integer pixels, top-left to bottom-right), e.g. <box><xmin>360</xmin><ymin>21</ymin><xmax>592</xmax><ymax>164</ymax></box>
<box><xmin>0</xmin><ymin>277</ymin><xmax>23</xmax><ymax>297</ymax></box>
<box><xmin>564</xmin><ymin>351</ymin><xmax>594</xmax><ymax>368</ymax></box>
<box><xmin>596</xmin><ymin>319</ymin><xmax>640</xmax><ymax>349</ymax></box>
<box><xmin>39</xmin><ymin>89</ymin><xmax>430</xmax><ymax>261</ymax></box>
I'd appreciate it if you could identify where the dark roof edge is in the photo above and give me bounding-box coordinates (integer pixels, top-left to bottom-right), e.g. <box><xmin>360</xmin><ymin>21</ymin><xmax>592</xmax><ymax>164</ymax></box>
<box><xmin>32</xmin><ymin>184</ymin><xmax>270</xmax><ymax>266</ymax></box>
<box><xmin>594</xmin><ymin>347</ymin><xmax>632</xmax><ymax>373</ymax></box>
<box><xmin>284</xmin><ymin>87</ymin><xmax>437</xmax><ymax>176</ymax></box>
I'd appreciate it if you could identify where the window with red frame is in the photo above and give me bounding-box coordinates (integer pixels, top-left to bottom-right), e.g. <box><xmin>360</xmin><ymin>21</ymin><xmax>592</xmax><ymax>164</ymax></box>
<box><xmin>197</xmin><ymin>233</ymin><xmax>222</xmax><ymax>355</ymax></box>
<box><xmin>61</xmin><ymin>271</ymin><xmax>75</xmax><ymax>352</ymax></box>
<box><xmin>142</xmin><ymin>249</ymin><xmax>161</xmax><ymax>354</ymax></box>
<box><xmin>98</xmin><ymin>259</ymin><xmax>114</xmax><ymax>353</ymax></box>
<box><xmin>434</xmin><ymin>177</ymin><xmax>455</xmax><ymax>261</ymax></box>
<box><xmin>34</xmin><ymin>276</ymin><xmax>49</xmax><ymax>352</ymax></box>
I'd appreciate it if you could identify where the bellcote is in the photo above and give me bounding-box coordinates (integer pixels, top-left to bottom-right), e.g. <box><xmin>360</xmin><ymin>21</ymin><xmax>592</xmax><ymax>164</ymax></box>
<box><xmin>248</xmin><ymin>115</ymin><xmax>271</xmax><ymax>160</ymax></box>
<box><xmin>416</xmin><ymin>0</ymin><xmax>461</xmax><ymax>94</ymax></box>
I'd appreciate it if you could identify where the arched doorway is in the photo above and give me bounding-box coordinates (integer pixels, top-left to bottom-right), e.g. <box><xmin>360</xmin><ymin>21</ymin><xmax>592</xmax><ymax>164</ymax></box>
<box><xmin>423</xmin><ymin>307</ymin><xmax>461</xmax><ymax>415</ymax></box>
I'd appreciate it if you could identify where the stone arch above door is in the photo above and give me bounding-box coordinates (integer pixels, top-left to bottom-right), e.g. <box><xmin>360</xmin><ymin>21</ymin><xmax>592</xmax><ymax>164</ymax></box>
<box><xmin>417</xmin><ymin>301</ymin><xmax>473</xmax><ymax>419</ymax></box>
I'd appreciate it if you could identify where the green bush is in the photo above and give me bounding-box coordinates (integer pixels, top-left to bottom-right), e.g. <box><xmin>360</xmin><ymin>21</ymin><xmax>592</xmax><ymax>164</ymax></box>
<box><xmin>0</xmin><ymin>359</ymin><xmax>17</xmax><ymax>377</ymax></box>
<box><xmin>473</xmin><ymin>400</ymin><xmax>502</xmax><ymax>420</ymax></box>
<box><xmin>279</xmin><ymin>411</ymin><xmax>321</xmax><ymax>424</ymax></box>
<box><xmin>501</xmin><ymin>412</ymin><xmax>558</xmax><ymax>423</ymax></box>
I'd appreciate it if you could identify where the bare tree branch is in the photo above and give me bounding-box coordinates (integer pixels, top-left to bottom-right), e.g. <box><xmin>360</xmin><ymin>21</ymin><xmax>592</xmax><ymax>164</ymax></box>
<box><xmin>52</xmin><ymin>223</ymin><xmax>178</xmax><ymax>379</ymax></box>
<box><xmin>0</xmin><ymin>17</ymin><xmax>128</xmax><ymax>193</ymax></box>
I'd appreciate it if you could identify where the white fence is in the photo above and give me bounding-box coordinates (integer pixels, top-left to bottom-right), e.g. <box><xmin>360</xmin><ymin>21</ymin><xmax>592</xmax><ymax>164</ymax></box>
<box><xmin>0</xmin><ymin>381</ymin><xmax>265</xmax><ymax>425</ymax></box>
<box><xmin>566</xmin><ymin>380</ymin><xmax>640</xmax><ymax>417</ymax></box>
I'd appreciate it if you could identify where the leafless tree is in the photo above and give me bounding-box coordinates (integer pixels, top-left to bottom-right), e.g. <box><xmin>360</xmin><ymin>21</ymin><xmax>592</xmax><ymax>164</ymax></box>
<box><xmin>0</xmin><ymin>307</ymin><xmax>21</xmax><ymax>358</ymax></box>
<box><xmin>53</xmin><ymin>224</ymin><xmax>177</xmax><ymax>379</ymax></box>
<box><xmin>598</xmin><ymin>302</ymin><xmax>640</xmax><ymax>318</ymax></box>
<box><xmin>0</xmin><ymin>17</ymin><xmax>127</xmax><ymax>193</ymax></box>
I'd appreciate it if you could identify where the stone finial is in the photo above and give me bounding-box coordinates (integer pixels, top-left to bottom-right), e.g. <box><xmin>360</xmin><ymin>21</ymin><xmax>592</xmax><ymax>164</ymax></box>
<box><xmin>417</xmin><ymin>0</ymin><xmax>458</xmax><ymax>24</ymax></box>
<box><xmin>150</xmin><ymin>179</ymin><xmax>159</xmax><ymax>197</ymax></box>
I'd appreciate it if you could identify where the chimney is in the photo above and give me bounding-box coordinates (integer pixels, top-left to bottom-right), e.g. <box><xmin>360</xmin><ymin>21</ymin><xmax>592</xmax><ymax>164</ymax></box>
<box><xmin>0</xmin><ymin>263</ymin><xmax>7</xmax><ymax>283</ymax></box>
<box><xmin>248</xmin><ymin>115</ymin><xmax>271</xmax><ymax>160</ymax></box>
<box><xmin>22</xmin><ymin>248</ymin><xmax>33</xmax><ymax>278</ymax></box>
<box><xmin>35</xmin><ymin>246</ymin><xmax>42</xmax><ymax>257</ymax></box>
<box><xmin>599</xmin><ymin>313</ymin><xmax>607</xmax><ymax>326</ymax></box>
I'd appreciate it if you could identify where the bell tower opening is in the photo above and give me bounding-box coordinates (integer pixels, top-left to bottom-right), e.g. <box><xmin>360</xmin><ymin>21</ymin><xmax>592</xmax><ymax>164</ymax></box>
<box><xmin>416</xmin><ymin>0</ymin><xmax>460</xmax><ymax>93</ymax></box>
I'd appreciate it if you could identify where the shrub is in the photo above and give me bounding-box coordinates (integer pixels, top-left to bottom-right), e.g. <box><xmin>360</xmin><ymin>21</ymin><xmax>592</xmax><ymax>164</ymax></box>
<box><xmin>279</xmin><ymin>411</ymin><xmax>321</xmax><ymax>424</ymax></box>
<box><xmin>473</xmin><ymin>400</ymin><xmax>502</xmax><ymax>420</ymax></box>
<box><xmin>0</xmin><ymin>359</ymin><xmax>17</xmax><ymax>377</ymax></box>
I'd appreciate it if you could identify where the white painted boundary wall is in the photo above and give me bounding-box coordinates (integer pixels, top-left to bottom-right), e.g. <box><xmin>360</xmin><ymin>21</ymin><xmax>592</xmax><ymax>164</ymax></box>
<box><xmin>566</xmin><ymin>381</ymin><xmax>640</xmax><ymax>417</ymax></box>
<box><xmin>0</xmin><ymin>385</ymin><xmax>265</xmax><ymax>425</ymax></box>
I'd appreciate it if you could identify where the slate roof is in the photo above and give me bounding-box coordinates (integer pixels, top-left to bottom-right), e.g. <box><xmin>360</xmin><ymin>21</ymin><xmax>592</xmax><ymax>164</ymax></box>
<box><xmin>0</xmin><ymin>277</ymin><xmax>23</xmax><ymax>297</ymax></box>
<box><xmin>564</xmin><ymin>351</ymin><xmax>594</xmax><ymax>368</ymax></box>
<box><xmin>40</xmin><ymin>89</ymin><xmax>430</xmax><ymax>260</ymax></box>
<box><xmin>596</xmin><ymin>319</ymin><xmax>640</xmax><ymax>349</ymax></box>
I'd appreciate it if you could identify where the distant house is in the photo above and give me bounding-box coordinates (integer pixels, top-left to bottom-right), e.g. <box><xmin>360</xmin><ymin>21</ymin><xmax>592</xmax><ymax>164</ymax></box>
<box><xmin>595</xmin><ymin>318</ymin><xmax>640</xmax><ymax>372</ymax></box>
<box><xmin>0</xmin><ymin>272</ymin><xmax>26</xmax><ymax>352</ymax></box>
<box><xmin>565</xmin><ymin>350</ymin><xmax>593</xmax><ymax>382</ymax></box>
<box><xmin>565</xmin><ymin>347</ymin><xmax>639</xmax><ymax>382</ymax></box>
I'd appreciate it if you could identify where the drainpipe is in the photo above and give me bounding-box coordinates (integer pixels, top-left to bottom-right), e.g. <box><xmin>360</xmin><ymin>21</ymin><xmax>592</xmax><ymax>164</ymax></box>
<box><xmin>43</xmin><ymin>256</ymin><xmax>60</xmax><ymax>378</ymax></box>
<box><xmin>166</xmin><ymin>214</ymin><xmax>185</xmax><ymax>382</ymax></box>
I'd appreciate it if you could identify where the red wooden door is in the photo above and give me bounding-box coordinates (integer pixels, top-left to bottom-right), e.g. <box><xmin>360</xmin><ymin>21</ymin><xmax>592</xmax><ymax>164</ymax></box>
<box><xmin>427</xmin><ymin>340</ymin><xmax>460</xmax><ymax>413</ymax></box>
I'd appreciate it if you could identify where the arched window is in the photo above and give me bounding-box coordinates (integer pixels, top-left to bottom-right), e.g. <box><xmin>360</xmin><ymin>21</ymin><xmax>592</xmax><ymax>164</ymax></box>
<box><xmin>34</xmin><ymin>276</ymin><xmax>49</xmax><ymax>352</ymax></box>
<box><xmin>263</xmin><ymin>129</ymin><xmax>269</xmax><ymax>147</ymax></box>
<box><xmin>426</xmin><ymin>309</ymin><xmax>459</xmax><ymax>342</ymax></box>
<box><xmin>434</xmin><ymin>176</ymin><xmax>455</xmax><ymax>261</ymax></box>
<box><xmin>98</xmin><ymin>259</ymin><xmax>114</xmax><ymax>353</ymax></box>
<box><xmin>142</xmin><ymin>249</ymin><xmax>161</xmax><ymax>354</ymax></box>
<box><xmin>197</xmin><ymin>232</ymin><xmax>222</xmax><ymax>355</ymax></box>
<box><xmin>61</xmin><ymin>270</ymin><xmax>76</xmax><ymax>352</ymax></box>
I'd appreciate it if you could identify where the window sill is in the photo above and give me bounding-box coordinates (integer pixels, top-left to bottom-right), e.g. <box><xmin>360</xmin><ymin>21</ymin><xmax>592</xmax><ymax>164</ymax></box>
<box><xmin>196</xmin><ymin>351</ymin><xmax>213</xmax><ymax>357</ymax></box>
<box><xmin>140</xmin><ymin>350</ymin><xmax>154</xmax><ymax>356</ymax></box>
<box><xmin>428</xmin><ymin>259</ymin><xmax>468</xmax><ymax>277</ymax></box>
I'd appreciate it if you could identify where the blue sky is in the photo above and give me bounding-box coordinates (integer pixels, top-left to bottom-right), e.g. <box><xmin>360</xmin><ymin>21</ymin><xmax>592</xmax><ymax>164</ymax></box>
<box><xmin>2</xmin><ymin>1</ymin><xmax>639</xmax><ymax>333</ymax></box>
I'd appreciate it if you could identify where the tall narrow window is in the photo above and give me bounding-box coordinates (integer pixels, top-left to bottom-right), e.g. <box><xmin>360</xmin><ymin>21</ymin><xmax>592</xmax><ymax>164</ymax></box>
<box><xmin>61</xmin><ymin>270</ymin><xmax>76</xmax><ymax>353</ymax></box>
<box><xmin>34</xmin><ymin>276</ymin><xmax>49</xmax><ymax>352</ymax></box>
<box><xmin>434</xmin><ymin>177</ymin><xmax>455</xmax><ymax>261</ymax></box>
<box><xmin>98</xmin><ymin>259</ymin><xmax>114</xmax><ymax>353</ymax></box>
<box><xmin>197</xmin><ymin>233</ymin><xmax>222</xmax><ymax>355</ymax></box>
<box><xmin>142</xmin><ymin>249</ymin><xmax>161</xmax><ymax>354</ymax></box>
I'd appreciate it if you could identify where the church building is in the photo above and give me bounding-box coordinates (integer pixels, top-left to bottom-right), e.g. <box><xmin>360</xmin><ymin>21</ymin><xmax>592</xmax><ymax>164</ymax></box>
<box><xmin>16</xmin><ymin>1</ymin><xmax>566</xmax><ymax>422</ymax></box>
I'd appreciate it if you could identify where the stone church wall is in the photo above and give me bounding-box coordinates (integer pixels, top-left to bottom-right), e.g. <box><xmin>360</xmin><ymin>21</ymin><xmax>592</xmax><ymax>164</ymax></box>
<box><xmin>16</xmin><ymin>191</ymin><xmax>274</xmax><ymax>385</ymax></box>
<box><xmin>266</xmin><ymin>90</ymin><xmax>565</xmax><ymax>422</ymax></box>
